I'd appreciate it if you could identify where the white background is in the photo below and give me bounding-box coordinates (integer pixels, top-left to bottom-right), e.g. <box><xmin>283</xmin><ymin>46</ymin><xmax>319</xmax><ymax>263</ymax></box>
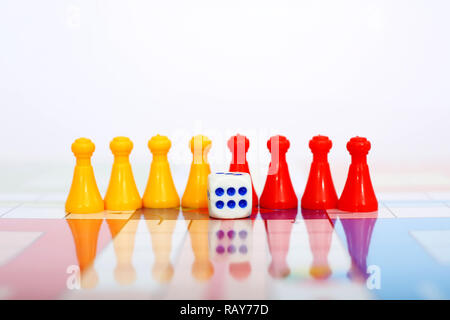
<box><xmin>1</xmin><ymin>0</ymin><xmax>449</xmax><ymax>194</ymax></box>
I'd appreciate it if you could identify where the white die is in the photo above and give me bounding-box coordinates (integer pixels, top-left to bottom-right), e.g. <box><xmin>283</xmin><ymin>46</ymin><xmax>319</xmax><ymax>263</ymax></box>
<box><xmin>207</xmin><ymin>172</ymin><xmax>252</xmax><ymax>219</ymax></box>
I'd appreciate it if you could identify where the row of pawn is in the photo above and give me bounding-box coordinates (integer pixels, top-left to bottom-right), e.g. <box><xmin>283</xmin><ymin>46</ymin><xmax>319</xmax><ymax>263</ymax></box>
<box><xmin>65</xmin><ymin>134</ymin><xmax>377</xmax><ymax>214</ymax></box>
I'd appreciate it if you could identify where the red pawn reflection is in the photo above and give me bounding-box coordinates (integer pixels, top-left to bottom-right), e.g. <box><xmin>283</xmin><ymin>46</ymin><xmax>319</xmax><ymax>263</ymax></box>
<box><xmin>260</xmin><ymin>136</ymin><xmax>298</xmax><ymax>209</ymax></box>
<box><xmin>340</xmin><ymin>213</ymin><xmax>377</xmax><ymax>281</ymax></box>
<box><xmin>302</xmin><ymin>209</ymin><xmax>336</xmax><ymax>280</ymax></box>
<box><xmin>261</xmin><ymin>208</ymin><xmax>298</xmax><ymax>278</ymax></box>
<box><xmin>228</xmin><ymin>134</ymin><xmax>258</xmax><ymax>207</ymax></box>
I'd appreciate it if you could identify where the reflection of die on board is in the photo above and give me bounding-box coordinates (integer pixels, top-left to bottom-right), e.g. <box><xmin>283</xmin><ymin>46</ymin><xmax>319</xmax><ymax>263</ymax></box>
<box><xmin>208</xmin><ymin>219</ymin><xmax>254</xmax><ymax>281</ymax></box>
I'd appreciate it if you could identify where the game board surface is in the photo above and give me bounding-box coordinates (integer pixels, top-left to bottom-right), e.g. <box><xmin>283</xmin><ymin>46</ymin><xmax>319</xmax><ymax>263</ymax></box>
<box><xmin>1</xmin><ymin>186</ymin><xmax>450</xmax><ymax>300</ymax></box>
<box><xmin>1</xmin><ymin>0</ymin><xmax>450</xmax><ymax>302</ymax></box>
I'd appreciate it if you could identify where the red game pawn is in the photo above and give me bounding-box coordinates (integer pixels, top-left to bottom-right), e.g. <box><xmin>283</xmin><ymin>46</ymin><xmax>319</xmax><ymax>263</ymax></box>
<box><xmin>338</xmin><ymin>137</ymin><xmax>378</xmax><ymax>212</ymax></box>
<box><xmin>227</xmin><ymin>134</ymin><xmax>258</xmax><ymax>207</ymax></box>
<box><xmin>260</xmin><ymin>135</ymin><xmax>298</xmax><ymax>209</ymax></box>
<box><xmin>301</xmin><ymin>135</ymin><xmax>338</xmax><ymax>210</ymax></box>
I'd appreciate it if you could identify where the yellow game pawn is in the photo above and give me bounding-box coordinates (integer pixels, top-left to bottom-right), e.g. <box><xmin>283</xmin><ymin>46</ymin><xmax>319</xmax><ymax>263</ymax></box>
<box><xmin>104</xmin><ymin>137</ymin><xmax>142</xmax><ymax>212</ymax></box>
<box><xmin>66</xmin><ymin>138</ymin><xmax>104</xmax><ymax>214</ymax></box>
<box><xmin>142</xmin><ymin>135</ymin><xmax>180</xmax><ymax>208</ymax></box>
<box><xmin>181</xmin><ymin>135</ymin><xmax>212</xmax><ymax>209</ymax></box>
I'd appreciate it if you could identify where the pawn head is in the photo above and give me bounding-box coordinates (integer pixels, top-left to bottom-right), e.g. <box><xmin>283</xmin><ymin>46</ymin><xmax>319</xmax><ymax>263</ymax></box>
<box><xmin>71</xmin><ymin>138</ymin><xmax>95</xmax><ymax>158</ymax></box>
<box><xmin>227</xmin><ymin>134</ymin><xmax>249</xmax><ymax>154</ymax></box>
<box><xmin>192</xmin><ymin>260</ymin><xmax>214</xmax><ymax>282</ymax></box>
<box><xmin>347</xmin><ymin>136</ymin><xmax>371</xmax><ymax>156</ymax></box>
<box><xmin>152</xmin><ymin>263</ymin><xmax>174</xmax><ymax>283</ymax></box>
<box><xmin>80</xmin><ymin>268</ymin><xmax>99</xmax><ymax>289</ymax></box>
<box><xmin>190</xmin><ymin>135</ymin><xmax>212</xmax><ymax>164</ymax></box>
<box><xmin>114</xmin><ymin>265</ymin><xmax>137</xmax><ymax>285</ymax></box>
<box><xmin>229</xmin><ymin>262</ymin><xmax>252</xmax><ymax>281</ymax></box>
<box><xmin>268</xmin><ymin>261</ymin><xmax>290</xmax><ymax>279</ymax></box>
<box><xmin>189</xmin><ymin>134</ymin><xmax>212</xmax><ymax>153</ymax></box>
<box><xmin>148</xmin><ymin>134</ymin><xmax>171</xmax><ymax>154</ymax></box>
<box><xmin>110</xmin><ymin>136</ymin><xmax>133</xmax><ymax>156</ymax></box>
<box><xmin>267</xmin><ymin>135</ymin><xmax>290</xmax><ymax>154</ymax></box>
<box><xmin>309</xmin><ymin>135</ymin><xmax>332</xmax><ymax>154</ymax></box>
<box><xmin>309</xmin><ymin>265</ymin><xmax>332</xmax><ymax>280</ymax></box>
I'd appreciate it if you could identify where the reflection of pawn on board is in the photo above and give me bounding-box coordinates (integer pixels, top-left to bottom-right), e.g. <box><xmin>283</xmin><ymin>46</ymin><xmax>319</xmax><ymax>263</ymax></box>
<box><xmin>66</xmin><ymin>218</ymin><xmax>102</xmax><ymax>289</ymax></box>
<box><xmin>144</xmin><ymin>208</ymin><xmax>180</xmax><ymax>283</ymax></box>
<box><xmin>341</xmin><ymin>215</ymin><xmax>377</xmax><ymax>282</ymax></box>
<box><xmin>182</xmin><ymin>209</ymin><xmax>214</xmax><ymax>282</ymax></box>
<box><xmin>106</xmin><ymin>218</ymin><xmax>138</xmax><ymax>286</ymax></box>
<box><xmin>66</xmin><ymin>138</ymin><xmax>104</xmax><ymax>213</ymax></box>
<box><xmin>301</xmin><ymin>209</ymin><xmax>336</xmax><ymax>280</ymax></box>
<box><xmin>105</xmin><ymin>137</ymin><xmax>142</xmax><ymax>212</ymax></box>
<box><xmin>262</xmin><ymin>210</ymin><xmax>297</xmax><ymax>279</ymax></box>
<box><xmin>208</xmin><ymin>219</ymin><xmax>253</xmax><ymax>281</ymax></box>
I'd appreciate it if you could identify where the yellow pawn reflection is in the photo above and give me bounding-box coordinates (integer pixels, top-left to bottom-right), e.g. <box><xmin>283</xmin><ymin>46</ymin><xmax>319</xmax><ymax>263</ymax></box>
<box><xmin>67</xmin><ymin>218</ymin><xmax>103</xmax><ymax>289</ymax></box>
<box><xmin>105</xmin><ymin>137</ymin><xmax>142</xmax><ymax>212</ymax></box>
<box><xmin>142</xmin><ymin>135</ymin><xmax>180</xmax><ymax>208</ymax></box>
<box><xmin>65</xmin><ymin>138</ymin><xmax>104</xmax><ymax>214</ymax></box>
<box><xmin>107</xmin><ymin>218</ymin><xmax>139</xmax><ymax>286</ymax></box>
<box><xmin>183</xmin><ymin>209</ymin><xmax>214</xmax><ymax>282</ymax></box>
<box><xmin>182</xmin><ymin>135</ymin><xmax>212</xmax><ymax>209</ymax></box>
<box><xmin>144</xmin><ymin>208</ymin><xmax>179</xmax><ymax>283</ymax></box>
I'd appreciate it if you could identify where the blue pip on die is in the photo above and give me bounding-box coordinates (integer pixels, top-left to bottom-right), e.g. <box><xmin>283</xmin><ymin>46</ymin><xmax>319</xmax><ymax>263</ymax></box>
<box><xmin>207</xmin><ymin>172</ymin><xmax>252</xmax><ymax>219</ymax></box>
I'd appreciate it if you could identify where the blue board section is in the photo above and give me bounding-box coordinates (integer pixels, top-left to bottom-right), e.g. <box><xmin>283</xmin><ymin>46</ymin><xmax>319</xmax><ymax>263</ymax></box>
<box><xmin>334</xmin><ymin>217</ymin><xmax>450</xmax><ymax>299</ymax></box>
